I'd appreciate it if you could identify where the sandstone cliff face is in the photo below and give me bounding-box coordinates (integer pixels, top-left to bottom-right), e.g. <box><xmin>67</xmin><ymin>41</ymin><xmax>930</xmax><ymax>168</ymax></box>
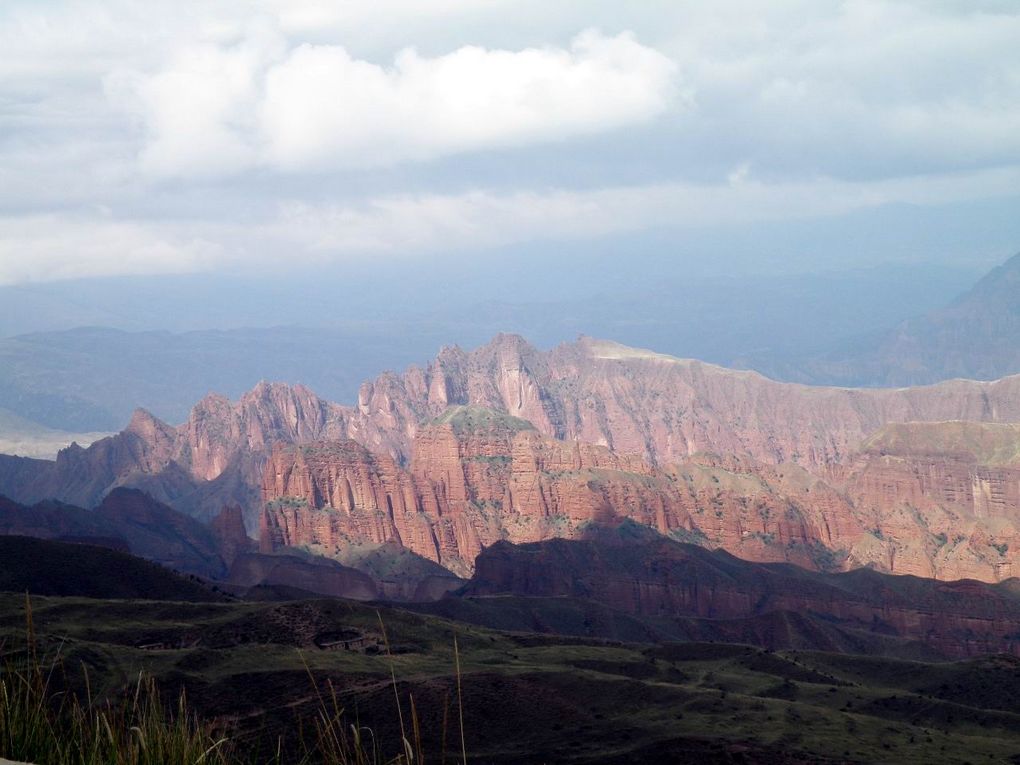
<box><xmin>345</xmin><ymin>334</ymin><xmax>1020</xmax><ymax>469</ymax></box>
<box><xmin>829</xmin><ymin>421</ymin><xmax>1020</xmax><ymax>581</ymax></box>
<box><xmin>259</xmin><ymin>408</ymin><xmax>865</xmax><ymax>575</ymax></box>
<box><xmin>464</xmin><ymin>534</ymin><xmax>1020</xmax><ymax>659</ymax></box>
<box><xmin>6</xmin><ymin>334</ymin><xmax>1020</xmax><ymax>584</ymax></box>
<box><xmin>259</xmin><ymin>440</ymin><xmax>439</xmax><ymax>565</ymax></box>
<box><xmin>259</xmin><ymin>406</ymin><xmax>1020</xmax><ymax>583</ymax></box>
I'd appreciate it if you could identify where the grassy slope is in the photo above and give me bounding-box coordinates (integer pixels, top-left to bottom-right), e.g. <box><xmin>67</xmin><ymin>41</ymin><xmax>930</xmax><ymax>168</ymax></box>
<box><xmin>3</xmin><ymin>593</ymin><xmax>1020</xmax><ymax>764</ymax></box>
<box><xmin>430</xmin><ymin>405</ymin><xmax>537</xmax><ymax>434</ymax></box>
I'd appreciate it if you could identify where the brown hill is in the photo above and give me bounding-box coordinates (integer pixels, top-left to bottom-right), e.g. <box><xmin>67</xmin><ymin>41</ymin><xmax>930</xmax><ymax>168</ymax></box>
<box><xmin>459</xmin><ymin>528</ymin><xmax>1020</xmax><ymax>659</ymax></box>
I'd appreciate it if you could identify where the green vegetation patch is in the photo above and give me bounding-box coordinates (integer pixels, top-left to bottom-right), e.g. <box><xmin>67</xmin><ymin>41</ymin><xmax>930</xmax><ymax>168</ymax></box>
<box><xmin>429</xmin><ymin>405</ymin><xmax>537</xmax><ymax>435</ymax></box>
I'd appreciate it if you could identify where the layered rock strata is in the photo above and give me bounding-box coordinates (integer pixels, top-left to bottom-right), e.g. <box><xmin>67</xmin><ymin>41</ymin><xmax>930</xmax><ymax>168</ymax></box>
<box><xmin>5</xmin><ymin>335</ymin><xmax>1020</xmax><ymax>582</ymax></box>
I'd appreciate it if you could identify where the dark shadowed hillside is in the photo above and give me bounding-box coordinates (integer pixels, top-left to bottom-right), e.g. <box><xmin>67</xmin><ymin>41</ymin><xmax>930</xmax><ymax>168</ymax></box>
<box><xmin>443</xmin><ymin>526</ymin><xmax>1020</xmax><ymax>659</ymax></box>
<box><xmin>0</xmin><ymin>536</ymin><xmax>223</xmax><ymax>601</ymax></box>
<box><xmin>0</xmin><ymin>488</ymin><xmax>230</xmax><ymax>578</ymax></box>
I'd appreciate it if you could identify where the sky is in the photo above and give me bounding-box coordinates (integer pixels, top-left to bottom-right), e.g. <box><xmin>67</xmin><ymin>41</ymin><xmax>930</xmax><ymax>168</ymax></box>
<box><xmin>1</xmin><ymin>0</ymin><xmax>1019</xmax><ymax>286</ymax></box>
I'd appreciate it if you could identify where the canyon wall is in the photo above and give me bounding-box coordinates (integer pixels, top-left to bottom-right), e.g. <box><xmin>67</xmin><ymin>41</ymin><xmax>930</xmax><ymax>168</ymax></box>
<box><xmin>4</xmin><ymin>334</ymin><xmax>1020</xmax><ymax>582</ymax></box>
<box><xmin>261</xmin><ymin>407</ymin><xmax>1020</xmax><ymax>581</ymax></box>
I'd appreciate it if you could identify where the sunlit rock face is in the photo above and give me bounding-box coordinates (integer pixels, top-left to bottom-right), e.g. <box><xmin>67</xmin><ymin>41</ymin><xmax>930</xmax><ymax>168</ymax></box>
<box><xmin>6</xmin><ymin>334</ymin><xmax>1020</xmax><ymax>582</ymax></box>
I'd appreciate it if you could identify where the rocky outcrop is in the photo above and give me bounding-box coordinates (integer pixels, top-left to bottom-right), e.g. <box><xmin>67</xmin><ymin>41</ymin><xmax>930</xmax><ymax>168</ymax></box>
<box><xmin>6</xmin><ymin>334</ymin><xmax>1020</xmax><ymax>584</ymax></box>
<box><xmin>463</xmin><ymin>531</ymin><xmax>1020</xmax><ymax>659</ymax></box>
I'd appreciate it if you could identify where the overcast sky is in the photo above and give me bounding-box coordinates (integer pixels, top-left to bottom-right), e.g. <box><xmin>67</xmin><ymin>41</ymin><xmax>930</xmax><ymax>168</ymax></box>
<box><xmin>1</xmin><ymin>0</ymin><xmax>1019</xmax><ymax>285</ymax></box>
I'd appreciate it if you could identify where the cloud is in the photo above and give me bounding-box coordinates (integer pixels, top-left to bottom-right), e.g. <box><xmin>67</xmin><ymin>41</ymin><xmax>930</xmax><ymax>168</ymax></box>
<box><xmin>277</xmin><ymin>164</ymin><xmax>1020</xmax><ymax>255</ymax></box>
<box><xmin>3</xmin><ymin>163</ymin><xmax>1018</xmax><ymax>284</ymax></box>
<box><xmin>111</xmin><ymin>29</ymin><xmax>678</xmax><ymax>176</ymax></box>
<box><xmin>658</xmin><ymin>1</ymin><xmax>1020</xmax><ymax>178</ymax></box>
<box><xmin>1</xmin><ymin>1</ymin><xmax>1018</xmax><ymax>287</ymax></box>
<box><xmin>0</xmin><ymin>215</ymin><xmax>221</xmax><ymax>285</ymax></box>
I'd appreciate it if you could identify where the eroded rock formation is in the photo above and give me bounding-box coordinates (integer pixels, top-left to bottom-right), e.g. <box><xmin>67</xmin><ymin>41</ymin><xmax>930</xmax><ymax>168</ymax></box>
<box><xmin>5</xmin><ymin>335</ymin><xmax>1020</xmax><ymax>582</ymax></box>
<box><xmin>259</xmin><ymin>407</ymin><xmax>847</xmax><ymax>575</ymax></box>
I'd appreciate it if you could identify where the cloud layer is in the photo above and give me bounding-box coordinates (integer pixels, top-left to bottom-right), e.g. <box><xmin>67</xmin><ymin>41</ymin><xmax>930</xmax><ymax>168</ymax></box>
<box><xmin>0</xmin><ymin>0</ymin><xmax>1018</xmax><ymax>284</ymax></box>
<box><xmin>7</xmin><ymin>163</ymin><xmax>1017</xmax><ymax>285</ymax></box>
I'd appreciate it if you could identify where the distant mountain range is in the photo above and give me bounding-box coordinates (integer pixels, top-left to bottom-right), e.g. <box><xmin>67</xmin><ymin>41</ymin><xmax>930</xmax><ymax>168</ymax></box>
<box><xmin>751</xmin><ymin>252</ymin><xmax>1020</xmax><ymax>386</ymax></box>
<box><xmin>0</xmin><ymin>259</ymin><xmax>993</xmax><ymax>433</ymax></box>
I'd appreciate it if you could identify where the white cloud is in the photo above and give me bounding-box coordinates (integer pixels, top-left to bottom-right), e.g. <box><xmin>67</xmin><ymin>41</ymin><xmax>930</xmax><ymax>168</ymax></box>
<box><xmin>0</xmin><ymin>215</ymin><xmax>221</xmax><ymax>285</ymax></box>
<box><xmin>110</xmin><ymin>29</ymin><xmax>678</xmax><ymax>177</ymax></box>
<box><xmin>658</xmin><ymin>0</ymin><xmax>1020</xmax><ymax>177</ymax></box>
<box><xmin>264</xmin><ymin>0</ymin><xmax>503</xmax><ymax>37</ymax></box>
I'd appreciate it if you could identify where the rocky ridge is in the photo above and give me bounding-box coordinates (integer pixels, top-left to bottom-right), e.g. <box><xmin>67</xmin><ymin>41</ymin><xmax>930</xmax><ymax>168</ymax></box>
<box><xmin>4</xmin><ymin>335</ymin><xmax>1020</xmax><ymax>581</ymax></box>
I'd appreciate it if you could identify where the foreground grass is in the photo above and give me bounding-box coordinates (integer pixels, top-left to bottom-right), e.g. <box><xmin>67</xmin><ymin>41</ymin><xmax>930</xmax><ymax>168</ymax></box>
<box><xmin>1</xmin><ymin>668</ymin><xmax>230</xmax><ymax>765</ymax></box>
<box><xmin>0</xmin><ymin>597</ymin><xmax>466</xmax><ymax>765</ymax></box>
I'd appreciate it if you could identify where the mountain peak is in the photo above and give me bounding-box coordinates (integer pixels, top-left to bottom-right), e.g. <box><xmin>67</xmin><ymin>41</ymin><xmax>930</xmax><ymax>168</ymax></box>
<box><xmin>125</xmin><ymin>408</ymin><xmax>175</xmax><ymax>441</ymax></box>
